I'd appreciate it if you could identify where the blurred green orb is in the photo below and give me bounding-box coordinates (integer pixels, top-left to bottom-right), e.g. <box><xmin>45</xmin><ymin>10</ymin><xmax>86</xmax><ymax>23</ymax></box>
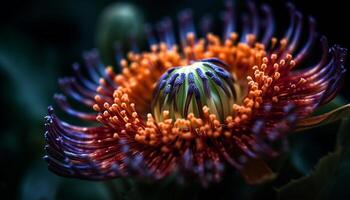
<box><xmin>96</xmin><ymin>3</ymin><xmax>144</xmax><ymax>69</ymax></box>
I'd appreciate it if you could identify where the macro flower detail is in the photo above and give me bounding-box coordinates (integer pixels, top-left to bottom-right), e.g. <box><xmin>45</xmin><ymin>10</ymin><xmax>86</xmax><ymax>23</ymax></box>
<box><xmin>151</xmin><ymin>59</ymin><xmax>238</xmax><ymax>122</ymax></box>
<box><xmin>44</xmin><ymin>1</ymin><xmax>348</xmax><ymax>186</ymax></box>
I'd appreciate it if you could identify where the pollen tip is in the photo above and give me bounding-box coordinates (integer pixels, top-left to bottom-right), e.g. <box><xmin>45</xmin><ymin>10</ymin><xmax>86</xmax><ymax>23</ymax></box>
<box><xmin>47</xmin><ymin>106</ymin><xmax>54</xmax><ymax>114</ymax></box>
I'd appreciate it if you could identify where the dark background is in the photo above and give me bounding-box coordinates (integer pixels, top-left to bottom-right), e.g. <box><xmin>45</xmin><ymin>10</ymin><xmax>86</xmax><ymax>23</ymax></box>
<box><xmin>1</xmin><ymin>0</ymin><xmax>349</xmax><ymax>199</ymax></box>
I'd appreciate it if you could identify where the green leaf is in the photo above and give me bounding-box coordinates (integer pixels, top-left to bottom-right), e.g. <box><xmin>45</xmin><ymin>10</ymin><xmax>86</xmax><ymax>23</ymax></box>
<box><xmin>313</xmin><ymin>97</ymin><xmax>347</xmax><ymax>115</ymax></box>
<box><xmin>289</xmin><ymin>97</ymin><xmax>348</xmax><ymax>174</ymax></box>
<box><xmin>295</xmin><ymin>104</ymin><xmax>350</xmax><ymax>132</ymax></box>
<box><xmin>277</xmin><ymin>149</ymin><xmax>342</xmax><ymax>200</ymax></box>
<box><xmin>278</xmin><ymin>117</ymin><xmax>350</xmax><ymax>200</ymax></box>
<box><xmin>337</xmin><ymin>117</ymin><xmax>350</xmax><ymax>148</ymax></box>
<box><xmin>289</xmin><ymin>121</ymin><xmax>340</xmax><ymax>175</ymax></box>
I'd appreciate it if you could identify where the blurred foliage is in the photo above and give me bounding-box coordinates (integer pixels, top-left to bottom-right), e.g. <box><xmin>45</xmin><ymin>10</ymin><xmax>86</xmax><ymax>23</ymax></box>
<box><xmin>288</xmin><ymin>98</ymin><xmax>345</xmax><ymax>175</ymax></box>
<box><xmin>0</xmin><ymin>30</ymin><xmax>59</xmax><ymax>199</ymax></box>
<box><xmin>20</xmin><ymin>160</ymin><xmax>114</xmax><ymax>200</ymax></box>
<box><xmin>20</xmin><ymin>161</ymin><xmax>60</xmax><ymax>200</ymax></box>
<box><xmin>0</xmin><ymin>31</ymin><xmax>58</xmax><ymax>121</ymax></box>
<box><xmin>1</xmin><ymin>0</ymin><xmax>350</xmax><ymax>199</ymax></box>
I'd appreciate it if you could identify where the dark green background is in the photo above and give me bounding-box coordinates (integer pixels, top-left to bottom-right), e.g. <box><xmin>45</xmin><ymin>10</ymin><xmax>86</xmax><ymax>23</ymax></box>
<box><xmin>1</xmin><ymin>0</ymin><xmax>349</xmax><ymax>199</ymax></box>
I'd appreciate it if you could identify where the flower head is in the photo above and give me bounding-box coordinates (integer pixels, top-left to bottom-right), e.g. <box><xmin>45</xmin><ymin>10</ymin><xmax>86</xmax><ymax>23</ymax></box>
<box><xmin>44</xmin><ymin>1</ymin><xmax>348</xmax><ymax>186</ymax></box>
<box><xmin>152</xmin><ymin>59</ymin><xmax>238</xmax><ymax>122</ymax></box>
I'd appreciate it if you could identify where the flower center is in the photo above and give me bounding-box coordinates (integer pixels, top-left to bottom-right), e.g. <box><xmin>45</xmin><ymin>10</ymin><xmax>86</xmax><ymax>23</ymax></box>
<box><xmin>151</xmin><ymin>59</ymin><xmax>238</xmax><ymax>122</ymax></box>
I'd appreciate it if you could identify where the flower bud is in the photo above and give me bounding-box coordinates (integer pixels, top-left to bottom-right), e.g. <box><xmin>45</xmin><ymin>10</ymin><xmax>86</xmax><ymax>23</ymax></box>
<box><xmin>152</xmin><ymin>59</ymin><xmax>238</xmax><ymax>122</ymax></box>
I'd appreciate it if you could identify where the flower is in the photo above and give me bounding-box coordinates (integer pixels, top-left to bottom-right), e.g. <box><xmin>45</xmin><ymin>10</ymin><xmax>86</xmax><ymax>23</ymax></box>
<box><xmin>44</xmin><ymin>1</ymin><xmax>348</xmax><ymax>186</ymax></box>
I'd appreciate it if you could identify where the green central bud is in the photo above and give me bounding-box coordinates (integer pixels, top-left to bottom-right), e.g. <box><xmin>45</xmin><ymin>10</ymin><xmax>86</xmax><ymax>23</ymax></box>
<box><xmin>151</xmin><ymin>58</ymin><xmax>238</xmax><ymax>122</ymax></box>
